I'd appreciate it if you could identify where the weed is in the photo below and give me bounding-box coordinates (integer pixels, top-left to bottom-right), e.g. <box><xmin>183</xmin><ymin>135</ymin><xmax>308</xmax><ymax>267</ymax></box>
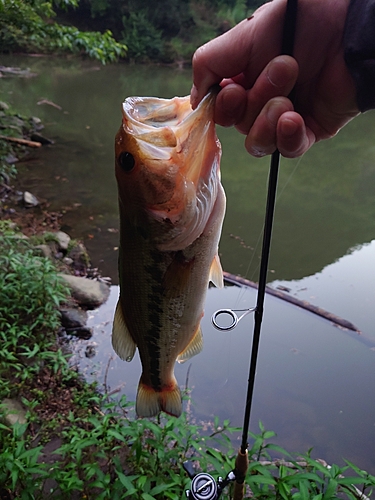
<box><xmin>0</xmin><ymin>221</ymin><xmax>70</xmax><ymax>398</ymax></box>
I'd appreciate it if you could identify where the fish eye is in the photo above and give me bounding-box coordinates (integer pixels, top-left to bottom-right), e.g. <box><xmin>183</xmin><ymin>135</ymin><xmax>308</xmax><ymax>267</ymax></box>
<box><xmin>118</xmin><ymin>152</ymin><xmax>135</xmax><ymax>172</ymax></box>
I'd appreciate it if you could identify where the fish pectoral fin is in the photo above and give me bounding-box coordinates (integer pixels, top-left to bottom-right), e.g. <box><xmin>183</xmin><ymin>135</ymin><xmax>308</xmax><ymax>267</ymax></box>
<box><xmin>136</xmin><ymin>377</ymin><xmax>182</xmax><ymax>418</ymax></box>
<box><xmin>177</xmin><ymin>325</ymin><xmax>203</xmax><ymax>364</ymax></box>
<box><xmin>112</xmin><ymin>300</ymin><xmax>137</xmax><ymax>361</ymax></box>
<box><xmin>209</xmin><ymin>253</ymin><xmax>224</xmax><ymax>289</ymax></box>
<box><xmin>163</xmin><ymin>253</ymin><xmax>195</xmax><ymax>298</ymax></box>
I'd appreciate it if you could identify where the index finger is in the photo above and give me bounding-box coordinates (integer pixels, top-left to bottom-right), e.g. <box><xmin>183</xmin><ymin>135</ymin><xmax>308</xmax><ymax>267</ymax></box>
<box><xmin>190</xmin><ymin>0</ymin><xmax>285</xmax><ymax>108</ymax></box>
<box><xmin>191</xmin><ymin>19</ymin><xmax>254</xmax><ymax>108</ymax></box>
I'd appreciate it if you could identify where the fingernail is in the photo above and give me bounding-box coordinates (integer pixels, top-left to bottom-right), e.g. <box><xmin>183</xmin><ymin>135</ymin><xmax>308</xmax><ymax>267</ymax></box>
<box><xmin>190</xmin><ymin>85</ymin><xmax>199</xmax><ymax>109</ymax></box>
<box><xmin>267</xmin><ymin>59</ymin><xmax>292</xmax><ymax>88</ymax></box>
<box><xmin>247</xmin><ymin>145</ymin><xmax>267</xmax><ymax>157</ymax></box>
<box><xmin>281</xmin><ymin>118</ymin><xmax>298</xmax><ymax>136</ymax></box>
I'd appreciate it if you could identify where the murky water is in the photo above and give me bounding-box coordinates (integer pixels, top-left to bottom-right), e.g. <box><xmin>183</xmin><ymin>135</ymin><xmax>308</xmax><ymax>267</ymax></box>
<box><xmin>1</xmin><ymin>55</ymin><xmax>374</xmax><ymax>472</ymax></box>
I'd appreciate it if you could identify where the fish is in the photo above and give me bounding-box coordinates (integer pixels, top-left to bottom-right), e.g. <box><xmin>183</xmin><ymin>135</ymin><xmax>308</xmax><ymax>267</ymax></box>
<box><xmin>112</xmin><ymin>90</ymin><xmax>226</xmax><ymax>418</ymax></box>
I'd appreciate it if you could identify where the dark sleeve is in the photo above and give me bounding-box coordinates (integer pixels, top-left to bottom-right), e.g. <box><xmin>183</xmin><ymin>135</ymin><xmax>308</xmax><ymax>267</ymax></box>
<box><xmin>344</xmin><ymin>0</ymin><xmax>375</xmax><ymax>111</ymax></box>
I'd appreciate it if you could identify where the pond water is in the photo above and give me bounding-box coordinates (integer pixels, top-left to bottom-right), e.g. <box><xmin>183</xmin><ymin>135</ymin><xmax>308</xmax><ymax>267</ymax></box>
<box><xmin>1</xmin><ymin>55</ymin><xmax>374</xmax><ymax>473</ymax></box>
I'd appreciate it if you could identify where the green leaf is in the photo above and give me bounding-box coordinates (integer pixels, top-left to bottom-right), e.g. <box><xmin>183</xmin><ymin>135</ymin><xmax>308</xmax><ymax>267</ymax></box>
<box><xmin>337</xmin><ymin>476</ymin><xmax>369</xmax><ymax>485</ymax></box>
<box><xmin>141</xmin><ymin>494</ymin><xmax>156</xmax><ymax>500</ymax></box>
<box><xmin>248</xmin><ymin>474</ymin><xmax>277</xmax><ymax>485</ymax></box>
<box><xmin>149</xmin><ymin>482</ymin><xmax>177</xmax><ymax>495</ymax></box>
<box><xmin>263</xmin><ymin>430</ymin><xmax>276</xmax><ymax>440</ymax></box>
<box><xmin>296</xmin><ymin>479</ymin><xmax>312</xmax><ymax>500</ymax></box>
<box><xmin>264</xmin><ymin>443</ymin><xmax>291</xmax><ymax>457</ymax></box>
<box><xmin>322</xmin><ymin>478</ymin><xmax>337</xmax><ymax>499</ymax></box>
<box><xmin>284</xmin><ymin>472</ymin><xmax>323</xmax><ymax>484</ymax></box>
<box><xmin>107</xmin><ymin>429</ymin><xmax>127</xmax><ymax>442</ymax></box>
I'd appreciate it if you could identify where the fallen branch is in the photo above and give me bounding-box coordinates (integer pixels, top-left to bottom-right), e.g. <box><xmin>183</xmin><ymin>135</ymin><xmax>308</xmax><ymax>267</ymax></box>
<box><xmin>0</xmin><ymin>135</ymin><xmax>42</xmax><ymax>148</ymax></box>
<box><xmin>37</xmin><ymin>99</ymin><xmax>62</xmax><ymax>110</ymax></box>
<box><xmin>222</xmin><ymin>272</ymin><xmax>375</xmax><ymax>348</ymax></box>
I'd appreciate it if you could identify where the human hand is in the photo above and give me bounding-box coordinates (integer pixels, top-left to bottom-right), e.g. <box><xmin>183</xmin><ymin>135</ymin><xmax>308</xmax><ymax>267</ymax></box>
<box><xmin>191</xmin><ymin>0</ymin><xmax>359</xmax><ymax>158</ymax></box>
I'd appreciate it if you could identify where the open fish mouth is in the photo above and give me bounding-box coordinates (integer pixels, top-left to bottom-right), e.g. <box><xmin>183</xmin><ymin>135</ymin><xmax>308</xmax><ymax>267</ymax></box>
<box><xmin>120</xmin><ymin>90</ymin><xmax>222</xmax><ymax>251</ymax></box>
<box><xmin>122</xmin><ymin>90</ymin><xmax>220</xmax><ymax>185</ymax></box>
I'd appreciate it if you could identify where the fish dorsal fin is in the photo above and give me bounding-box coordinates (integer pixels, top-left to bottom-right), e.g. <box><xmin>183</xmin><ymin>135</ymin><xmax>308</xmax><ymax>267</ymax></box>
<box><xmin>177</xmin><ymin>325</ymin><xmax>203</xmax><ymax>364</ymax></box>
<box><xmin>209</xmin><ymin>254</ymin><xmax>224</xmax><ymax>289</ymax></box>
<box><xmin>112</xmin><ymin>300</ymin><xmax>137</xmax><ymax>361</ymax></box>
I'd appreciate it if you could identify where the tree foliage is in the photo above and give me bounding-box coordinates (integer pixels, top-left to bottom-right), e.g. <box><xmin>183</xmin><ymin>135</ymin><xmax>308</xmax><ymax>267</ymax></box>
<box><xmin>0</xmin><ymin>0</ymin><xmax>264</xmax><ymax>63</ymax></box>
<box><xmin>0</xmin><ymin>0</ymin><xmax>127</xmax><ymax>64</ymax></box>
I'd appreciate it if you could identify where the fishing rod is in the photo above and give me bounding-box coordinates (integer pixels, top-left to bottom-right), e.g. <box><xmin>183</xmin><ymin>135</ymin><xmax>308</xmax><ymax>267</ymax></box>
<box><xmin>184</xmin><ymin>0</ymin><xmax>298</xmax><ymax>498</ymax></box>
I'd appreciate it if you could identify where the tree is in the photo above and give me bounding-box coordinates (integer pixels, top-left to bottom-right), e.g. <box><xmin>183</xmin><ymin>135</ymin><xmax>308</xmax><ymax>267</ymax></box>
<box><xmin>0</xmin><ymin>0</ymin><xmax>127</xmax><ymax>64</ymax></box>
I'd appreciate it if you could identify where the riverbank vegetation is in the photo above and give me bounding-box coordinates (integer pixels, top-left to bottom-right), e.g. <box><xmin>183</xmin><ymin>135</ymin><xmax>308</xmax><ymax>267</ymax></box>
<box><xmin>1</xmin><ymin>0</ymin><xmax>263</xmax><ymax>64</ymax></box>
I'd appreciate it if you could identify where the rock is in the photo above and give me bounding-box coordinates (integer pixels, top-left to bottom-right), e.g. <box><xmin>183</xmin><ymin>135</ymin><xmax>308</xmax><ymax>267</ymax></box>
<box><xmin>9</xmin><ymin>115</ymin><xmax>25</xmax><ymax>128</ymax></box>
<box><xmin>1</xmin><ymin>398</ymin><xmax>27</xmax><ymax>426</ymax></box>
<box><xmin>59</xmin><ymin>274</ymin><xmax>110</xmax><ymax>309</ymax></box>
<box><xmin>67</xmin><ymin>242</ymin><xmax>90</xmax><ymax>271</ymax></box>
<box><xmin>54</xmin><ymin>230</ymin><xmax>71</xmax><ymax>251</ymax></box>
<box><xmin>0</xmin><ymin>101</ymin><xmax>9</xmax><ymax>111</ymax></box>
<box><xmin>71</xmin><ymin>327</ymin><xmax>93</xmax><ymax>340</ymax></box>
<box><xmin>13</xmin><ymin>232</ymin><xmax>29</xmax><ymax>240</ymax></box>
<box><xmin>0</xmin><ymin>171</ymin><xmax>10</xmax><ymax>184</ymax></box>
<box><xmin>60</xmin><ymin>307</ymin><xmax>88</xmax><ymax>329</ymax></box>
<box><xmin>31</xmin><ymin>116</ymin><xmax>43</xmax><ymax>130</ymax></box>
<box><xmin>85</xmin><ymin>345</ymin><xmax>96</xmax><ymax>358</ymax></box>
<box><xmin>4</xmin><ymin>153</ymin><xmax>18</xmax><ymax>164</ymax></box>
<box><xmin>23</xmin><ymin>191</ymin><xmax>39</xmax><ymax>207</ymax></box>
<box><xmin>34</xmin><ymin>244</ymin><xmax>53</xmax><ymax>258</ymax></box>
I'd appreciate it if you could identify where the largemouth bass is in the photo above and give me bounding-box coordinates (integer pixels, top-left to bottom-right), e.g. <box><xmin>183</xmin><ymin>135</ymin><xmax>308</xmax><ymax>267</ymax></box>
<box><xmin>112</xmin><ymin>90</ymin><xmax>226</xmax><ymax>418</ymax></box>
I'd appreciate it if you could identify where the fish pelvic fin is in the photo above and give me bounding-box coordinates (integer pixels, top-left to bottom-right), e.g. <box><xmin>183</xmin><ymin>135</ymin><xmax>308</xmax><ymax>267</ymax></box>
<box><xmin>112</xmin><ymin>299</ymin><xmax>137</xmax><ymax>361</ymax></box>
<box><xmin>209</xmin><ymin>253</ymin><xmax>224</xmax><ymax>288</ymax></box>
<box><xmin>136</xmin><ymin>378</ymin><xmax>182</xmax><ymax>418</ymax></box>
<box><xmin>177</xmin><ymin>324</ymin><xmax>203</xmax><ymax>364</ymax></box>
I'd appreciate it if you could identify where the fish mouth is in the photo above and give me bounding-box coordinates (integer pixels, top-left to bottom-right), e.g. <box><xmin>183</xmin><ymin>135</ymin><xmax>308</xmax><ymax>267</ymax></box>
<box><xmin>122</xmin><ymin>89</ymin><xmax>222</xmax><ymax>250</ymax></box>
<box><xmin>122</xmin><ymin>89</ymin><xmax>220</xmax><ymax>184</ymax></box>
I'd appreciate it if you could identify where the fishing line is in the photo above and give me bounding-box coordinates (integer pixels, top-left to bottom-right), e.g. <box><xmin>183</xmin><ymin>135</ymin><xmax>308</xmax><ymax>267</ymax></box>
<box><xmin>218</xmin><ymin>154</ymin><xmax>303</xmax><ymax>326</ymax></box>
<box><xmin>222</xmin><ymin>129</ymin><xmax>303</xmax><ymax>320</ymax></box>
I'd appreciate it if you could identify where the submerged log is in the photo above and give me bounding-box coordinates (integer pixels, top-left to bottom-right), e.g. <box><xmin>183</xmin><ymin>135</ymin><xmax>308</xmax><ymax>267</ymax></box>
<box><xmin>222</xmin><ymin>272</ymin><xmax>375</xmax><ymax>348</ymax></box>
<box><xmin>0</xmin><ymin>66</ymin><xmax>37</xmax><ymax>78</ymax></box>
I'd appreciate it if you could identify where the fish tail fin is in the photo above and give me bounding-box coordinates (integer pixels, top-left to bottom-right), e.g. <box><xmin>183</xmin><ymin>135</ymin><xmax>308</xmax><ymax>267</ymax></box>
<box><xmin>136</xmin><ymin>377</ymin><xmax>182</xmax><ymax>418</ymax></box>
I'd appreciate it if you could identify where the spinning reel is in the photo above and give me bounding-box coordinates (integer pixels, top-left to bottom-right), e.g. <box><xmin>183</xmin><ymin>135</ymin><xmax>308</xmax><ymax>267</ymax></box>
<box><xmin>183</xmin><ymin>461</ymin><xmax>236</xmax><ymax>500</ymax></box>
